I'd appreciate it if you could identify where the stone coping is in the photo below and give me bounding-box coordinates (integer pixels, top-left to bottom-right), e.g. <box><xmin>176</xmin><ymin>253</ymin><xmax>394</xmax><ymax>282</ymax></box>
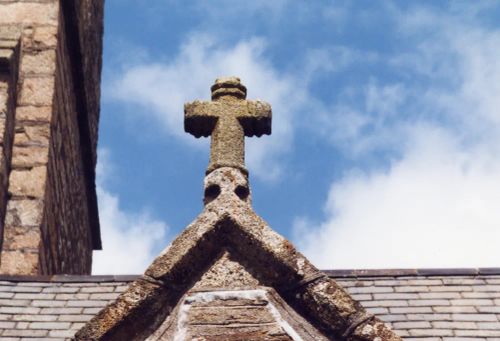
<box><xmin>1</xmin><ymin>268</ymin><xmax>499</xmax><ymax>282</ymax></box>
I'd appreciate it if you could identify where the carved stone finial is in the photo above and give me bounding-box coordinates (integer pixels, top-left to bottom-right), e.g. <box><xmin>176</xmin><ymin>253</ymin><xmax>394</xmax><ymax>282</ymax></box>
<box><xmin>184</xmin><ymin>77</ymin><xmax>272</xmax><ymax>174</ymax></box>
<box><xmin>210</xmin><ymin>77</ymin><xmax>247</xmax><ymax>100</ymax></box>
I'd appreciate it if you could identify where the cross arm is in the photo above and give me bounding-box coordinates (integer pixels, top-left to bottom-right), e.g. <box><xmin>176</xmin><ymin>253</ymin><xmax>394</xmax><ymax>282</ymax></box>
<box><xmin>184</xmin><ymin>100</ymin><xmax>218</xmax><ymax>138</ymax></box>
<box><xmin>239</xmin><ymin>100</ymin><xmax>272</xmax><ymax>137</ymax></box>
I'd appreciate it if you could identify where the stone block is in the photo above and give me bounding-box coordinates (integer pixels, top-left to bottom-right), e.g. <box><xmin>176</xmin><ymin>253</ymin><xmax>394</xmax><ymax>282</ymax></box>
<box><xmin>0</xmin><ymin>2</ymin><xmax>58</xmax><ymax>25</ymax></box>
<box><xmin>5</xmin><ymin>199</ymin><xmax>43</xmax><ymax>226</ymax></box>
<box><xmin>31</xmin><ymin>25</ymin><xmax>58</xmax><ymax>49</ymax></box>
<box><xmin>8</xmin><ymin>166</ymin><xmax>47</xmax><ymax>197</ymax></box>
<box><xmin>11</xmin><ymin>145</ymin><xmax>48</xmax><ymax>167</ymax></box>
<box><xmin>21</xmin><ymin>49</ymin><xmax>56</xmax><ymax>75</ymax></box>
<box><xmin>2</xmin><ymin>225</ymin><xmax>40</xmax><ymax>250</ymax></box>
<box><xmin>16</xmin><ymin>106</ymin><xmax>51</xmax><ymax>123</ymax></box>
<box><xmin>0</xmin><ymin>25</ymin><xmax>21</xmax><ymax>41</ymax></box>
<box><xmin>14</xmin><ymin>124</ymin><xmax>50</xmax><ymax>146</ymax></box>
<box><xmin>0</xmin><ymin>250</ymin><xmax>38</xmax><ymax>275</ymax></box>
<box><xmin>18</xmin><ymin>77</ymin><xmax>54</xmax><ymax>106</ymax></box>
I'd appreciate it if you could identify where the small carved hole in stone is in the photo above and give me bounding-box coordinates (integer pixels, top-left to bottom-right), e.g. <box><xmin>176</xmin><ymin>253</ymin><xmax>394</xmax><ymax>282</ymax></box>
<box><xmin>204</xmin><ymin>184</ymin><xmax>221</xmax><ymax>204</ymax></box>
<box><xmin>235</xmin><ymin>185</ymin><xmax>249</xmax><ymax>200</ymax></box>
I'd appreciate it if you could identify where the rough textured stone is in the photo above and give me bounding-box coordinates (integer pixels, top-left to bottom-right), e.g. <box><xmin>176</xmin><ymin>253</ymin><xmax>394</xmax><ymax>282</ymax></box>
<box><xmin>0</xmin><ymin>3</ymin><xmax>58</xmax><ymax>25</ymax></box>
<box><xmin>185</xmin><ymin>77</ymin><xmax>272</xmax><ymax>174</ymax></box>
<box><xmin>32</xmin><ymin>25</ymin><xmax>58</xmax><ymax>49</ymax></box>
<box><xmin>8</xmin><ymin>166</ymin><xmax>46</xmax><ymax>198</ymax></box>
<box><xmin>75</xmin><ymin>163</ymin><xmax>400</xmax><ymax>341</ymax></box>
<box><xmin>20</xmin><ymin>49</ymin><xmax>56</xmax><ymax>75</ymax></box>
<box><xmin>192</xmin><ymin>251</ymin><xmax>260</xmax><ymax>289</ymax></box>
<box><xmin>18</xmin><ymin>77</ymin><xmax>55</xmax><ymax>106</ymax></box>
<box><xmin>2</xmin><ymin>226</ymin><xmax>40</xmax><ymax>250</ymax></box>
<box><xmin>0</xmin><ymin>35</ymin><xmax>18</xmax><ymax>264</ymax></box>
<box><xmin>15</xmin><ymin>106</ymin><xmax>51</xmax><ymax>123</ymax></box>
<box><xmin>11</xmin><ymin>146</ymin><xmax>48</xmax><ymax>167</ymax></box>
<box><xmin>0</xmin><ymin>250</ymin><xmax>37</xmax><ymax>274</ymax></box>
<box><xmin>0</xmin><ymin>0</ymin><xmax>104</xmax><ymax>275</ymax></box>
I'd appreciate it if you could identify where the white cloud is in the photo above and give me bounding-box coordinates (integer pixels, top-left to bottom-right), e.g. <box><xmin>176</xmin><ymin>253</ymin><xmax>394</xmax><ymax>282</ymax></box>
<box><xmin>107</xmin><ymin>34</ymin><xmax>303</xmax><ymax>181</ymax></box>
<box><xmin>297</xmin><ymin>5</ymin><xmax>500</xmax><ymax>269</ymax></box>
<box><xmin>92</xmin><ymin>149</ymin><xmax>170</xmax><ymax>274</ymax></box>
<box><xmin>297</xmin><ymin>128</ymin><xmax>500</xmax><ymax>269</ymax></box>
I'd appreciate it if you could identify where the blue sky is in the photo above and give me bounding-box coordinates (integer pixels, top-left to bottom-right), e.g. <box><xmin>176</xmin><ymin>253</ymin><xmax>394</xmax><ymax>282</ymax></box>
<box><xmin>93</xmin><ymin>1</ymin><xmax>500</xmax><ymax>274</ymax></box>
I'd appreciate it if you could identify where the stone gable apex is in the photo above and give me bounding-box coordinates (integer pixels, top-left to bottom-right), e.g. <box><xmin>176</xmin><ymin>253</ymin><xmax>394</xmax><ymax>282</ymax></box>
<box><xmin>76</xmin><ymin>168</ymin><xmax>401</xmax><ymax>341</ymax></box>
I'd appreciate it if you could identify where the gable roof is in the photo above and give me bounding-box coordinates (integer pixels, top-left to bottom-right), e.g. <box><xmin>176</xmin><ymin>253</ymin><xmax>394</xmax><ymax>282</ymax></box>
<box><xmin>0</xmin><ymin>269</ymin><xmax>499</xmax><ymax>339</ymax></box>
<box><xmin>74</xmin><ymin>167</ymin><xmax>400</xmax><ymax>341</ymax></box>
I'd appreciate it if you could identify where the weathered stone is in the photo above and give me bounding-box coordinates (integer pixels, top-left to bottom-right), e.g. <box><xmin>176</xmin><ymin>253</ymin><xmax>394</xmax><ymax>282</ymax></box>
<box><xmin>21</xmin><ymin>50</ymin><xmax>56</xmax><ymax>75</ymax></box>
<box><xmin>11</xmin><ymin>146</ymin><xmax>49</xmax><ymax>167</ymax></box>
<box><xmin>32</xmin><ymin>25</ymin><xmax>58</xmax><ymax>48</ymax></box>
<box><xmin>0</xmin><ymin>25</ymin><xmax>21</xmax><ymax>41</ymax></box>
<box><xmin>16</xmin><ymin>106</ymin><xmax>52</xmax><ymax>123</ymax></box>
<box><xmin>0</xmin><ymin>3</ymin><xmax>58</xmax><ymax>25</ymax></box>
<box><xmin>8</xmin><ymin>166</ymin><xmax>46</xmax><ymax>197</ymax></box>
<box><xmin>2</xmin><ymin>225</ymin><xmax>40</xmax><ymax>250</ymax></box>
<box><xmin>0</xmin><ymin>250</ymin><xmax>38</xmax><ymax>275</ymax></box>
<box><xmin>188</xmin><ymin>305</ymin><xmax>275</xmax><ymax>325</ymax></box>
<box><xmin>14</xmin><ymin>124</ymin><xmax>50</xmax><ymax>146</ymax></box>
<box><xmin>185</xmin><ymin>77</ymin><xmax>272</xmax><ymax>174</ymax></box>
<box><xmin>5</xmin><ymin>199</ymin><xmax>43</xmax><ymax>226</ymax></box>
<box><xmin>77</xmin><ymin>163</ymin><xmax>401</xmax><ymax>340</ymax></box>
<box><xmin>192</xmin><ymin>251</ymin><xmax>260</xmax><ymax>289</ymax></box>
<box><xmin>18</xmin><ymin>77</ymin><xmax>55</xmax><ymax>106</ymax></box>
<box><xmin>0</xmin><ymin>0</ymin><xmax>104</xmax><ymax>276</ymax></box>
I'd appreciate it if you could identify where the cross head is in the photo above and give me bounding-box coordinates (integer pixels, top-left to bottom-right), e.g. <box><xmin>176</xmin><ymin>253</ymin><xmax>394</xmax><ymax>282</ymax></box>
<box><xmin>184</xmin><ymin>77</ymin><xmax>272</xmax><ymax>174</ymax></box>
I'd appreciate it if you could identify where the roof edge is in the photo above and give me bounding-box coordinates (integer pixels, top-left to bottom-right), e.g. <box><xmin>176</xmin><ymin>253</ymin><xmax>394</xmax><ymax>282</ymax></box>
<box><xmin>325</xmin><ymin>267</ymin><xmax>500</xmax><ymax>278</ymax></box>
<box><xmin>1</xmin><ymin>268</ymin><xmax>499</xmax><ymax>282</ymax></box>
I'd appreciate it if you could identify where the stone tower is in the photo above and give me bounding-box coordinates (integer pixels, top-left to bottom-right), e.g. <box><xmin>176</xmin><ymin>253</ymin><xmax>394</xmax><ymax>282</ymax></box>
<box><xmin>0</xmin><ymin>1</ymin><xmax>103</xmax><ymax>275</ymax></box>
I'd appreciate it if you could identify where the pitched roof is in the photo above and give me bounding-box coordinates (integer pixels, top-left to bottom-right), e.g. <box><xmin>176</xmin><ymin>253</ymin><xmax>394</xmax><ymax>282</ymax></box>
<box><xmin>0</xmin><ymin>269</ymin><xmax>499</xmax><ymax>340</ymax></box>
<box><xmin>71</xmin><ymin>168</ymin><xmax>400</xmax><ymax>340</ymax></box>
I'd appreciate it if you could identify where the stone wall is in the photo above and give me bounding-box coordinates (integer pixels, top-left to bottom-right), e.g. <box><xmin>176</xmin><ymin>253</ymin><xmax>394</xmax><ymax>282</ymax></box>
<box><xmin>39</xmin><ymin>6</ymin><xmax>94</xmax><ymax>274</ymax></box>
<box><xmin>0</xmin><ymin>26</ymin><xmax>19</xmax><ymax>262</ymax></box>
<box><xmin>0</xmin><ymin>0</ymin><xmax>103</xmax><ymax>275</ymax></box>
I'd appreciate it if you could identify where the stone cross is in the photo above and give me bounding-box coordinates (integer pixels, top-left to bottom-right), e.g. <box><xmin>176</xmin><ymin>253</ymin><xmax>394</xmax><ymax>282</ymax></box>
<box><xmin>184</xmin><ymin>77</ymin><xmax>272</xmax><ymax>174</ymax></box>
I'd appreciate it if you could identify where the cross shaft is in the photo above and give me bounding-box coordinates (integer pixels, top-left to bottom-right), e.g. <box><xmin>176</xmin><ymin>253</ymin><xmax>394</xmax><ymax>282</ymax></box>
<box><xmin>184</xmin><ymin>77</ymin><xmax>272</xmax><ymax>174</ymax></box>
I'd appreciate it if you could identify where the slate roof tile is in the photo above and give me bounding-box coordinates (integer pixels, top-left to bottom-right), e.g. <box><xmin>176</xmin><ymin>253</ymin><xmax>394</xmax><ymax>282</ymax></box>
<box><xmin>0</xmin><ymin>271</ymin><xmax>499</xmax><ymax>340</ymax></box>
